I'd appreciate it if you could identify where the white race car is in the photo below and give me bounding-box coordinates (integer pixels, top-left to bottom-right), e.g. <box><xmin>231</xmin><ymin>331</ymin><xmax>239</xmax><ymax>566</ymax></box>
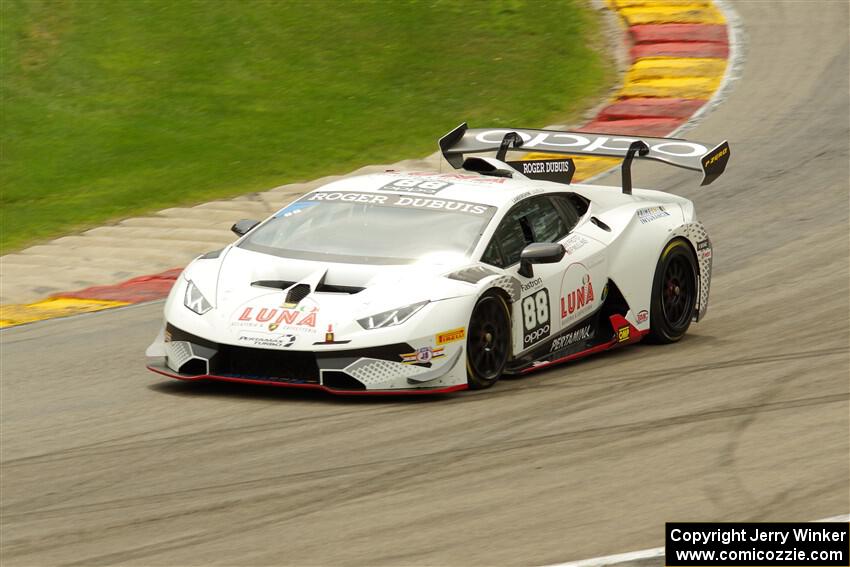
<box><xmin>146</xmin><ymin>124</ymin><xmax>730</xmax><ymax>395</ymax></box>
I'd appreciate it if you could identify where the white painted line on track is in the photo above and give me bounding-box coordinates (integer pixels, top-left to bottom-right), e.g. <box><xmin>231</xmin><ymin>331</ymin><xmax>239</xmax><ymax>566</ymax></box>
<box><xmin>543</xmin><ymin>546</ymin><xmax>665</xmax><ymax>567</ymax></box>
<box><xmin>542</xmin><ymin>514</ymin><xmax>850</xmax><ymax>567</ymax></box>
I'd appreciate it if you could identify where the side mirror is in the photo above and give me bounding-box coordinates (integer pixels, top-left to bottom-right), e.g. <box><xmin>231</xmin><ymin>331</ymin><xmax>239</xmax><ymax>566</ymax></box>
<box><xmin>518</xmin><ymin>242</ymin><xmax>565</xmax><ymax>278</ymax></box>
<box><xmin>231</xmin><ymin>219</ymin><xmax>260</xmax><ymax>237</ymax></box>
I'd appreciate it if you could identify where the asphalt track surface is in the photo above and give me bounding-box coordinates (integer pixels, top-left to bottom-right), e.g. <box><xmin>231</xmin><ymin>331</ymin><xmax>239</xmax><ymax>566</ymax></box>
<box><xmin>2</xmin><ymin>2</ymin><xmax>848</xmax><ymax>565</ymax></box>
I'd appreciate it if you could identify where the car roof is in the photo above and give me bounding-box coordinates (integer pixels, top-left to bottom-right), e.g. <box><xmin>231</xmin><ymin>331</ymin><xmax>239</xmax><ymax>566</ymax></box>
<box><xmin>312</xmin><ymin>171</ymin><xmax>552</xmax><ymax>208</ymax></box>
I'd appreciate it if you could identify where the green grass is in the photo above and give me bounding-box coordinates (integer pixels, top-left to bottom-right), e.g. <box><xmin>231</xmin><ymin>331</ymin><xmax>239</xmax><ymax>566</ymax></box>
<box><xmin>1</xmin><ymin>0</ymin><xmax>614</xmax><ymax>252</ymax></box>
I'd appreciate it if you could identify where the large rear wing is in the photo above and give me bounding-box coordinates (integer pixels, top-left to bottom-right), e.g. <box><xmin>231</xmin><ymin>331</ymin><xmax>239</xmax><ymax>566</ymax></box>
<box><xmin>438</xmin><ymin>123</ymin><xmax>730</xmax><ymax>192</ymax></box>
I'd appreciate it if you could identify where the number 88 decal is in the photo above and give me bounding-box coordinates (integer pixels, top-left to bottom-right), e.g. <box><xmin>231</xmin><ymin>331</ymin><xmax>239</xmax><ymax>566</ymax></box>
<box><xmin>522</xmin><ymin>289</ymin><xmax>551</xmax><ymax>345</ymax></box>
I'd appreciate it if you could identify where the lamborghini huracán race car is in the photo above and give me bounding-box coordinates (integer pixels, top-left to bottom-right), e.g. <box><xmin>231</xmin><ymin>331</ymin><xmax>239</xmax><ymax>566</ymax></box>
<box><xmin>146</xmin><ymin>123</ymin><xmax>729</xmax><ymax>394</ymax></box>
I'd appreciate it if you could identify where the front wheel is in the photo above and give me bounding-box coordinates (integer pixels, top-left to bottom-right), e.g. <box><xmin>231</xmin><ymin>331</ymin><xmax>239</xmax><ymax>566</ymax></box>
<box><xmin>646</xmin><ymin>238</ymin><xmax>698</xmax><ymax>344</ymax></box>
<box><xmin>466</xmin><ymin>292</ymin><xmax>511</xmax><ymax>389</ymax></box>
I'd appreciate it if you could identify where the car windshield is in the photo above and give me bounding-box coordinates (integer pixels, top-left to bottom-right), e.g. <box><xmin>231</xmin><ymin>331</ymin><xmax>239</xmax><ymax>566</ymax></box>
<box><xmin>238</xmin><ymin>191</ymin><xmax>497</xmax><ymax>265</ymax></box>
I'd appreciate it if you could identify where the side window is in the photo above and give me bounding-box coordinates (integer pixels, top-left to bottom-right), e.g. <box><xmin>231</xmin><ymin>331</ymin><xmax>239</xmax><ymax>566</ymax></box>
<box><xmin>528</xmin><ymin>197</ymin><xmax>568</xmax><ymax>243</ymax></box>
<box><xmin>482</xmin><ymin>197</ymin><xmax>568</xmax><ymax>267</ymax></box>
<box><xmin>549</xmin><ymin>195</ymin><xmax>582</xmax><ymax>233</ymax></box>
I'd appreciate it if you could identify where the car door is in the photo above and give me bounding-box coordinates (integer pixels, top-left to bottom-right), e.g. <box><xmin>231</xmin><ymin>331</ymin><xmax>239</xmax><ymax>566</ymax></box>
<box><xmin>480</xmin><ymin>195</ymin><xmax>572</xmax><ymax>355</ymax></box>
<box><xmin>548</xmin><ymin>194</ymin><xmax>608</xmax><ymax>343</ymax></box>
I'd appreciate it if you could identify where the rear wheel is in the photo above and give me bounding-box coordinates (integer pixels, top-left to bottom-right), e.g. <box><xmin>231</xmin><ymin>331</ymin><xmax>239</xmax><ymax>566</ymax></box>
<box><xmin>466</xmin><ymin>292</ymin><xmax>511</xmax><ymax>389</ymax></box>
<box><xmin>646</xmin><ymin>238</ymin><xmax>698</xmax><ymax>344</ymax></box>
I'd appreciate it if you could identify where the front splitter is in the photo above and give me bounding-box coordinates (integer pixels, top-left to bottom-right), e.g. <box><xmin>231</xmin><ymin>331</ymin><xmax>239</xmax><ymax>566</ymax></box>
<box><xmin>146</xmin><ymin>363</ymin><xmax>468</xmax><ymax>396</ymax></box>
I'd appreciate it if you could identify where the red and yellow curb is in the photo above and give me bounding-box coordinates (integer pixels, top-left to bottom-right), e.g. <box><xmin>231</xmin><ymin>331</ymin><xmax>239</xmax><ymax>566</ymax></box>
<box><xmin>0</xmin><ymin>268</ymin><xmax>182</xmax><ymax>328</ymax></box>
<box><xmin>0</xmin><ymin>0</ymin><xmax>733</xmax><ymax>329</ymax></box>
<box><xmin>528</xmin><ymin>0</ymin><xmax>731</xmax><ymax>182</ymax></box>
<box><xmin>0</xmin><ymin>298</ymin><xmax>130</xmax><ymax>328</ymax></box>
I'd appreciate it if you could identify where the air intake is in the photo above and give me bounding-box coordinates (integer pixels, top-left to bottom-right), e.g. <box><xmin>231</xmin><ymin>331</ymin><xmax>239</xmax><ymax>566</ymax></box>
<box><xmin>252</xmin><ymin>280</ymin><xmax>296</xmax><ymax>290</ymax></box>
<box><xmin>286</xmin><ymin>283</ymin><xmax>311</xmax><ymax>305</ymax></box>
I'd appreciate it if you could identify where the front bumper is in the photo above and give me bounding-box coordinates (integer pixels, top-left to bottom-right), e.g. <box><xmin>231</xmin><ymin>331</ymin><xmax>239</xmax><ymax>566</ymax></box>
<box><xmin>146</xmin><ymin>362</ymin><xmax>467</xmax><ymax>396</ymax></box>
<box><xmin>146</xmin><ymin>323</ymin><xmax>468</xmax><ymax>394</ymax></box>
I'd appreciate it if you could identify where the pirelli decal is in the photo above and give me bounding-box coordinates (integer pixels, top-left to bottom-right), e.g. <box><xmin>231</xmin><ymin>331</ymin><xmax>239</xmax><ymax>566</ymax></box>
<box><xmin>436</xmin><ymin>327</ymin><xmax>465</xmax><ymax>345</ymax></box>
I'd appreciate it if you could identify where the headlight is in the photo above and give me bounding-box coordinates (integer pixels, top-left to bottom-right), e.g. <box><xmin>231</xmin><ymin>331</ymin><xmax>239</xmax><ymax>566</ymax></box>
<box><xmin>357</xmin><ymin>301</ymin><xmax>428</xmax><ymax>330</ymax></box>
<box><xmin>184</xmin><ymin>280</ymin><xmax>213</xmax><ymax>315</ymax></box>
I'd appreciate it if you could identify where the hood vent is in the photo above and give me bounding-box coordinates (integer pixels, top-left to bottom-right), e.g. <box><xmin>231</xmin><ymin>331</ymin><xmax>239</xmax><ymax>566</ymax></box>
<box><xmin>315</xmin><ymin>283</ymin><xmax>365</xmax><ymax>294</ymax></box>
<box><xmin>252</xmin><ymin>280</ymin><xmax>296</xmax><ymax>290</ymax></box>
<box><xmin>252</xmin><ymin>280</ymin><xmax>364</xmax><ymax>295</ymax></box>
<box><xmin>285</xmin><ymin>284</ymin><xmax>311</xmax><ymax>305</ymax></box>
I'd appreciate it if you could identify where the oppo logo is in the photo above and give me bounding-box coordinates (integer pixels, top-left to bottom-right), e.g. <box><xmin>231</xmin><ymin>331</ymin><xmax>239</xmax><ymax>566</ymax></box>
<box><xmin>525</xmin><ymin>325</ymin><xmax>550</xmax><ymax>344</ymax></box>
<box><xmin>475</xmin><ymin>130</ymin><xmax>708</xmax><ymax>158</ymax></box>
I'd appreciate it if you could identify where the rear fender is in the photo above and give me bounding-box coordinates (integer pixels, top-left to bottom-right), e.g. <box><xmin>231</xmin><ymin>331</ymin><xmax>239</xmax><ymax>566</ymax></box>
<box><xmin>669</xmin><ymin>222</ymin><xmax>713</xmax><ymax>321</ymax></box>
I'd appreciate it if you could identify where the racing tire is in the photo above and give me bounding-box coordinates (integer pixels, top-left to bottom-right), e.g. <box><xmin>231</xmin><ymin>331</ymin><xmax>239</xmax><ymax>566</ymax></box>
<box><xmin>646</xmin><ymin>238</ymin><xmax>698</xmax><ymax>344</ymax></box>
<box><xmin>466</xmin><ymin>291</ymin><xmax>511</xmax><ymax>389</ymax></box>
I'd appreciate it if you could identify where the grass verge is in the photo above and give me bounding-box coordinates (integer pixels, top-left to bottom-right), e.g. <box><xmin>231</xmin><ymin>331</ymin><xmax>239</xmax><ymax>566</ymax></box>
<box><xmin>1</xmin><ymin>0</ymin><xmax>615</xmax><ymax>252</ymax></box>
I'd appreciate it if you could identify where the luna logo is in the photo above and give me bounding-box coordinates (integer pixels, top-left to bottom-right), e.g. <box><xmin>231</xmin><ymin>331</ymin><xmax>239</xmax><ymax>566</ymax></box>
<box><xmin>561</xmin><ymin>274</ymin><xmax>594</xmax><ymax>318</ymax></box>
<box><xmin>238</xmin><ymin>307</ymin><xmax>317</xmax><ymax>328</ymax></box>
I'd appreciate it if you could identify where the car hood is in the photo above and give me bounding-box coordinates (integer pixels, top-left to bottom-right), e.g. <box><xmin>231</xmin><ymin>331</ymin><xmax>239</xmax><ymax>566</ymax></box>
<box><xmin>185</xmin><ymin>245</ymin><xmax>479</xmax><ymax>324</ymax></box>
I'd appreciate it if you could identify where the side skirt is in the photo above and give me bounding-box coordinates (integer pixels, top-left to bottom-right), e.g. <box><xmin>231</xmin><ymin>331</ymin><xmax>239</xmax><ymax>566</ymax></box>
<box><xmin>507</xmin><ymin>313</ymin><xmax>646</xmax><ymax>375</ymax></box>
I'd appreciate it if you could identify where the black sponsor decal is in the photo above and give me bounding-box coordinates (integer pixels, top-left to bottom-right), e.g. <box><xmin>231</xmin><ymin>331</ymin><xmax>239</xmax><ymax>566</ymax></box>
<box><xmin>698</xmin><ymin>239</ymin><xmax>710</xmax><ymax>250</ymax></box>
<box><xmin>522</xmin><ymin>289</ymin><xmax>551</xmax><ymax>346</ymax></box>
<box><xmin>549</xmin><ymin>324</ymin><xmax>592</xmax><ymax>352</ymax></box>
<box><xmin>507</xmin><ymin>158</ymin><xmax>575</xmax><ymax>184</ymax></box>
<box><xmin>666</xmin><ymin>522</ymin><xmax>849</xmax><ymax>566</ymax></box>
<box><xmin>379</xmin><ymin>179</ymin><xmax>452</xmax><ymax>195</ymax></box>
<box><xmin>238</xmin><ymin>333</ymin><xmax>296</xmax><ymax>348</ymax></box>
<box><xmin>520</xmin><ymin>277</ymin><xmax>542</xmax><ymax>293</ymax></box>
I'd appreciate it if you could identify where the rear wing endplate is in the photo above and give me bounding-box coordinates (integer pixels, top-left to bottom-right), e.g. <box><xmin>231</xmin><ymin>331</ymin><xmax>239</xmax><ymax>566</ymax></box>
<box><xmin>438</xmin><ymin>123</ymin><xmax>730</xmax><ymax>191</ymax></box>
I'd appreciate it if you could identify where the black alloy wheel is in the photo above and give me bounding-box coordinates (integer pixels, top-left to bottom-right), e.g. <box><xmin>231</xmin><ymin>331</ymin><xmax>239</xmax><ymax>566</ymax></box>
<box><xmin>646</xmin><ymin>238</ymin><xmax>698</xmax><ymax>344</ymax></box>
<box><xmin>466</xmin><ymin>292</ymin><xmax>511</xmax><ymax>389</ymax></box>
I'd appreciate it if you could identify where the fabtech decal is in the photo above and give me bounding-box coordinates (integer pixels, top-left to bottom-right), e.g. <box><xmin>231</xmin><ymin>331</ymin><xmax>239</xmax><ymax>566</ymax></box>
<box><xmin>304</xmin><ymin>191</ymin><xmax>494</xmax><ymax>216</ymax></box>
